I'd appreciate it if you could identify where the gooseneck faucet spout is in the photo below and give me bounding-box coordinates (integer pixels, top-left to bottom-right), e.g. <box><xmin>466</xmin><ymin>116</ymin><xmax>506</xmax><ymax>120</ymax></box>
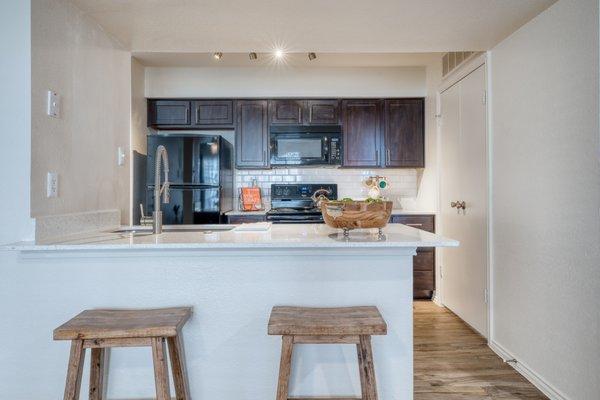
<box><xmin>153</xmin><ymin>145</ymin><xmax>170</xmax><ymax>234</ymax></box>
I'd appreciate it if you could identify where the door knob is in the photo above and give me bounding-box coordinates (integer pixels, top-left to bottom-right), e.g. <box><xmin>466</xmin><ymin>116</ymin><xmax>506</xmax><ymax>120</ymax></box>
<box><xmin>451</xmin><ymin>201</ymin><xmax>466</xmax><ymax>210</ymax></box>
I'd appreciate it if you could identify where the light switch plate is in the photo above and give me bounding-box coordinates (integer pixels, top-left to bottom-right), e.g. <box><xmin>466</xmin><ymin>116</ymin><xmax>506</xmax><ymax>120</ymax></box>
<box><xmin>47</xmin><ymin>90</ymin><xmax>60</xmax><ymax>118</ymax></box>
<box><xmin>117</xmin><ymin>147</ymin><xmax>126</xmax><ymax>166</ymax></box>
<box><xmin>47</xmin><ymin>172</ymin><xmax>58</xmax><ymax>198</ymax></box>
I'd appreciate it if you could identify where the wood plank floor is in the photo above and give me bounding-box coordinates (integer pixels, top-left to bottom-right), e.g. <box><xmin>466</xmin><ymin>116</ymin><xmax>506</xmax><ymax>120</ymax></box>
<box><xmin>414</xmin><ymin>301</ymin><xmax>548</xmax><ymax>399</ymax></box>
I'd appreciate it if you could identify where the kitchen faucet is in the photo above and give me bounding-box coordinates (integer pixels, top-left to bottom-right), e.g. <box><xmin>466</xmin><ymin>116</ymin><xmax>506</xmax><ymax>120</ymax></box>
<box><xmin>153</xmin><ymin>145</ymin><xmax>170</xmax><ymax>234</ymax></box>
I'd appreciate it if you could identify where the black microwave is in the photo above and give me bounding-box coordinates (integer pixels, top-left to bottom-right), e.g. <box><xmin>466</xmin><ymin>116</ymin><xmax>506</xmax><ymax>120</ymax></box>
<box><xmin>269</xmin><ymin>125</ymin><xmax>342</xmax><ymax>166</ymax></box>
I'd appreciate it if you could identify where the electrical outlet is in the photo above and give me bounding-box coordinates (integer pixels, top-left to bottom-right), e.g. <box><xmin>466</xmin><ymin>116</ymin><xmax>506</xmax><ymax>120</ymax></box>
<box><xmin>47</xmin><ymin>90</ymin><xmax>60</xmax><ymax>118</ymax></box>
<box><xmin>47</xmin><ymin>172</ymin><xmax>58</xmax><ymax>198</ymax></box>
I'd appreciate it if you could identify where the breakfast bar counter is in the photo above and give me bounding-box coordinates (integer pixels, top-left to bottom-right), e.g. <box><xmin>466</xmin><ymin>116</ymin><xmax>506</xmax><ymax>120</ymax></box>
<box><xmin>9</xmin><ymin>223</ymin><xmax>456</xmax><ymax>252</ymax></box>
<box><xmin>2</xmin><ymin>224</ymin><xmax>457</xmax><ymax>400</ymax></box>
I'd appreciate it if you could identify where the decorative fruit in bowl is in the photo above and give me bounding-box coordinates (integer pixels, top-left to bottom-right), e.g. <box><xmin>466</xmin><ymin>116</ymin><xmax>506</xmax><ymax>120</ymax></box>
<box><xmin>320</xmin><ymin>198</ymin><xmax>393</xmax><ymax>236</ymax></box>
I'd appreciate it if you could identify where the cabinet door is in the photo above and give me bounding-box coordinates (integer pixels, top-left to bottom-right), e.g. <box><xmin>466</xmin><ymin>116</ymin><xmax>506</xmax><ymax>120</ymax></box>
<box><xmin>269</xmin><ymin>100</ymin><xmax>305</xmax><ymax>124</ymax></box>
<box><xmin>235</xmin><ymin>100</ymin><xmax>269</xmax><ymax>168</ymax></box>
<box><xmin>307</xmin><ymin>100</ymin><xmax>340</xmax><ymax>124</ymax></box>
<box><xmin>384</xmin><ymin>99</ymin><xmax>425</xmax><ymax>167</ymax></box>
<box><xmin>342</xmin><ymin>100</ymin><xmax>382</xmax><ymax>167</ymax></box>
<box><xmin>149</xmin><ymin>100</ymin><xmax>191</xmax><ymax>126</ymax></box>
<box><xmin>193</xmin><ymin>100</ymin><xmax>233</xmax><ymax>126</ymax></box>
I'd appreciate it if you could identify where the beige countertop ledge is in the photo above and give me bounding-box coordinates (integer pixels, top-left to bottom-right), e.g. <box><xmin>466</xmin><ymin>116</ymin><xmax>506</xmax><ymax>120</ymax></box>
<box><xmin>6</xmin><ymin>223</ymin><xmax>457</xmax><ymax>253</ymax></box>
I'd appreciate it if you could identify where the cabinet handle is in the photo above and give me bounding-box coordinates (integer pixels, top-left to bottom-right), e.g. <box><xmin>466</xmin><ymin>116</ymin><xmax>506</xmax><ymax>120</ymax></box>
<box><xmin>375</xmin><ymin>149</ymin><xmax>379</xmax><ymax>164</ymax></box>
<box><xmin>386</xmin><ymin>149</ymin><xmax>391</xmax><ymax>164</ymax></box>
<box><xmin>406</xmin><ymin>223</ymin><xmax>423</xmax><ymax>227</ymax></box>
<box><xmin>263</xmin><ymin>150</ymin><xmax>267</xmax><ymax>162</ymax></box>
<box><xmin>451</xmin><ymin>201</ymin><xmax>466</xmax><ymax>210</ymax></box>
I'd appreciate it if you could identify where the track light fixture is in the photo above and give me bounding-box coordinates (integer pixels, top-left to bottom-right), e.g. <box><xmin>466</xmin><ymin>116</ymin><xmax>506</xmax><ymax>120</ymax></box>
<box><xmin>213</xmin><ymin>52</ymin><xmax>223</xmax><ymax>60</ymax></box>
<box><xmin>249</xmin><ymin>52</ymin><xmax>257</xmax><ymax>60</ymax></box>
<box><xmin>308</xmin><ymin>52</ymin><xmax>317</xmax><ymax>61</ymax></box>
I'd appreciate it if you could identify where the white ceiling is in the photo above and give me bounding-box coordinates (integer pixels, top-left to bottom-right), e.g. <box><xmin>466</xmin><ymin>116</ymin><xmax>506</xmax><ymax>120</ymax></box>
<box><xmin>71</xmin><ymin>0</ymin><xmax>556</xmax><ymax>53</ymax></box>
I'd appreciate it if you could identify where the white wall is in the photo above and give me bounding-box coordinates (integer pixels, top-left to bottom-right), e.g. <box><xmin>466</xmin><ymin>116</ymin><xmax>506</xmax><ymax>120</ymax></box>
<box><xmin>0</xmin><ymin>0</ymin><xmax>34</xmax><ymax>244</ymax></box>
<box><xmin>490</xmin><ymin>1</ymin><xmax>600</xmax><ymax>399</ymax></box>
<box><xmin>146</xmin><ymin>66</ymin><xmax>426</xmax><ymax>98</ymax></box>
<box><xmin>31</xmin><ymin>0</ymin><xmax>131</xmax><ymax>223</ymax></box>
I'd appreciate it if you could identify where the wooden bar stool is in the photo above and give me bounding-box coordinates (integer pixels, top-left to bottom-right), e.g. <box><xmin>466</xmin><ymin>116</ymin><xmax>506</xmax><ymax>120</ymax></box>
<box><xmin>53</xmin><ymin>307</ymin><xmax>192</xmax><ymax>400</ymax></box>
<box><xmin>268</xmin><ymin>306</ymin><xmax>387</xmax><ymax>400</ymax></box>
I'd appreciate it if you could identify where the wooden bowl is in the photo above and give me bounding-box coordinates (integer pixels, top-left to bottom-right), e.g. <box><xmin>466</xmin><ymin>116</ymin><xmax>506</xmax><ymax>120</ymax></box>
<box><xmin>320</xmin><ymin>200</ymin><xmax>393</xmax><ymax>231</ymax></box>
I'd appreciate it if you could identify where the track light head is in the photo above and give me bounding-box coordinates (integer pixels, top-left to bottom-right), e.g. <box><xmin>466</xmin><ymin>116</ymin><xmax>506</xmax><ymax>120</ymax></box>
<box><xmin>213</xmin><ymin>52</ymin><xmax>223</xmax><ymax>60</ymax></box>
<box><xmin>308</xmin><ymin>52</ymin><xmax>317</xmax><ymax>61</ymax></box>
<box><xmin>249</xmin><ymin>52</ymin><xmax>258</xmax><ymax>60</ymax></box>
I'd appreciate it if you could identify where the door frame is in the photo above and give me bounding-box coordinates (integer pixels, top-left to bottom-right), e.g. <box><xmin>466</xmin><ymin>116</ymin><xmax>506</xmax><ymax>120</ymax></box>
<box><xmin>434</xmin><ymin>52</ymin><xmax>493</xmax><ymax>340</ymax></box>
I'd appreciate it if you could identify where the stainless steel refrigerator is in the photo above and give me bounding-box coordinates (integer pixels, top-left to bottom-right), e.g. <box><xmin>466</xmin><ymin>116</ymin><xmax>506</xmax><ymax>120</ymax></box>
<box><xmin>146</xmin><ymin>134</ymin><xmax>233</xmax><ymax>224</ymax></box>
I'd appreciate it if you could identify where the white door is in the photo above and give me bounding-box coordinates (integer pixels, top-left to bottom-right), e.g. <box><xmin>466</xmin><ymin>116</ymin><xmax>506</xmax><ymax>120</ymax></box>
<box><xmin>440</xmin><ymin>65</ymin><xmax>488</xmax><ymax>337</ymax></box>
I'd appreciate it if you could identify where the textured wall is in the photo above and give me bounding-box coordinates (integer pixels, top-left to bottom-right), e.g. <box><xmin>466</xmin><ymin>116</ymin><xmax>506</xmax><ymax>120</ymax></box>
<box><xmin>0</xmin><ymin>249</ymin><xmax>414</xmax><ymax>400</ymax></box>
<box><xmin>0</xmin><ymin>0</ymin><xmax>34</xmax><ymax>244</ymax></box>
<box><xmin>31</xmin><ymin>0</ymin><xmax>131</xmax><ymax>223</ymax></box>
<box><xmin>490</xmin><ymin>0</ymin><xmax>600</xmax><ymax>398</ymax></box>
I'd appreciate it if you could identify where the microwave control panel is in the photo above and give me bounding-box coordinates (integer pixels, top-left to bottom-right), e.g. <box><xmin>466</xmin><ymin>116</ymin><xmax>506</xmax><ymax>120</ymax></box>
<box><xmin>329</xmin><ymin>137</ymin><xmax>341</xmax><ymax>163</ymax></box>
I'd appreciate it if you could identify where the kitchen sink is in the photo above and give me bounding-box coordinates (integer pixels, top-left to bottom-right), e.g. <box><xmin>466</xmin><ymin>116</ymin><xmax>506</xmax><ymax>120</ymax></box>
<box><xmin>111</xmin><ymin>225</ymin><xmax>235</xmax><ymax>235</ymax></box>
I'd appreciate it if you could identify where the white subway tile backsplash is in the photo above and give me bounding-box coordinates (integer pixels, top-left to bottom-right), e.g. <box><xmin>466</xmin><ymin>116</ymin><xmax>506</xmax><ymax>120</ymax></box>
<box><xmin>233</xmin><ymin>167</ymin><xmax>419</xmax><ymax>208</ymax></box>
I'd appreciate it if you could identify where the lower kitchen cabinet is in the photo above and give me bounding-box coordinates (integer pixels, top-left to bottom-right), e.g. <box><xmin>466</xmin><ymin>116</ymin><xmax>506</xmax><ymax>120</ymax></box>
<box><xmin>227</xmin><ymin>214</ymin><xmax>267</xmax><ymax>224</ymax></box>
<box><xmin>391</xmin><ymin>214</ymin><xmax>436</xmax><ymax>299</ymax></box>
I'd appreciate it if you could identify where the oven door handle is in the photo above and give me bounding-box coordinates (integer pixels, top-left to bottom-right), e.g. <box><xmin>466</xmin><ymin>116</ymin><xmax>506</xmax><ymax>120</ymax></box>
<box><xmin>266</xmin><ymin>215</ymin><xmax>323</xmax><ymax>221</ymax></box>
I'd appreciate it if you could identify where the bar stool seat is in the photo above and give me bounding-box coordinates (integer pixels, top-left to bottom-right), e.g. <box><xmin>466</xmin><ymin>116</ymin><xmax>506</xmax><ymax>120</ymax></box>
<box><xmin>54</xmin><ymin>307</ymin><xmax>192</xmax><ymax>400</ymax></box>
<box><xmin>54</xmin><ymin>307</ymin><xmax>191</xmax><ymax>340</ymax></box>
<box><xmin>268</xmin><ymin>306</ymin><xmax>387</xmax><ymax>400</ymax></box>
<box><xmin>268</xmin><ymin>306</ymin><xmax>387</xmax><ymax>336</ymax></box>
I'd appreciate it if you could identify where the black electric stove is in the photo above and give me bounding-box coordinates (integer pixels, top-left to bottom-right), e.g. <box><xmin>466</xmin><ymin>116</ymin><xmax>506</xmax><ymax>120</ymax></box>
<box><xmin>266</xmin><ymin>184</ymin><xmax>337</xmax><ymax>224</ymax></box>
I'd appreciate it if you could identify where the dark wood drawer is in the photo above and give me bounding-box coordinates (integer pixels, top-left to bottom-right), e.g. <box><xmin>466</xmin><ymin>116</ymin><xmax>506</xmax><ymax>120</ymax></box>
<box><xmin>227</xmin><ymin>214</ymin><xmax>267</xmax><ymax>224</ymax></box>
<box><xmin>390</xmin><ymin>214</ymin><xmax>434</xmax><ymax>233</ymax></box>
<box><xmin>414</xmin><ymin>248</ymin><xmax>434</xmax><ymax>271</ymax></box>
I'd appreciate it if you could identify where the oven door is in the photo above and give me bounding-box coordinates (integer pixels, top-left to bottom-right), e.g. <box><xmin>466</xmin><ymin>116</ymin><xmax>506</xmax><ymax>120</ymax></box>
<box><xmin>270</xmin><ymin>133</ymin><xmax>327</xmax><ymax>166</ymax></box>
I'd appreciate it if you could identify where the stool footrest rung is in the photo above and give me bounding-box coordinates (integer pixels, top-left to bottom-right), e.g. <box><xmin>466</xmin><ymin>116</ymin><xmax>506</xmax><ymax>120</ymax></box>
<box><xmin>289</xmin><ymin>397</ymin><xmax>363</xmax><ymax>400</ymax></box>
<box><xmin>83</xmin><ymin>337</ymin><xmax>153</xmax><ymax>348</ymax></box>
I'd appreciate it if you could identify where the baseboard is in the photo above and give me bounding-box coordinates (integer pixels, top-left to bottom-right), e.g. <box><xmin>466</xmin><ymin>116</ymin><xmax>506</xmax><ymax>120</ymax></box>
<box><xmin>488</xmin><ymin>340</ymin><xmax>569</xmax><ymax>400</ymax></box>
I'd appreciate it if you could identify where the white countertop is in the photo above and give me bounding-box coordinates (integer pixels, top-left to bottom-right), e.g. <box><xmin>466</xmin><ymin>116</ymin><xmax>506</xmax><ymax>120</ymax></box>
<box><xmin>225</xmin><ymin>208</ymin><xmax>436</xmax><ymax>216</ymax></box>
<box><xmin>7</xmin><ymin>223</ymin><xmax>457</xmax><ymax>252</ymax></box>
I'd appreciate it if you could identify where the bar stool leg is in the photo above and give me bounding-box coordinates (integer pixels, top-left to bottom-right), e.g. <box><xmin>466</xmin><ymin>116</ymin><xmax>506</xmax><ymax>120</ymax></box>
<box><xmin>276</xmin><ymin>335</ymin><xmax>294</xmax><ymax>400</ymax></box>
<box><xmin>168</xmin><ymin>335</ymin><xmax>191</xmax><ymax>400</ymax></box>
<box><xmin>89</xmin><ymin>348</ymin><xmax>106</xmax><ymax>400</ymax></box>
<box><xmin>151</xmin><ymin>337</ymin><xmax>171</xmax><ymax>400</ymax></box>
<box><xmin>63</xmin><ymin>340</ymin><xmax>86</xmax><ymax>400</ymax></box>
<box><xmin>357</xmin><ymin>335</ymin><xmax>378</xmax><ymax>400</ymax></box>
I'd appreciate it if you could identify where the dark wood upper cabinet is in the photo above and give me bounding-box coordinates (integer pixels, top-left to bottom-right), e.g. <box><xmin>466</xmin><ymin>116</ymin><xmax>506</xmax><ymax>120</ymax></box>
<box><xmin>192</xmin><ymin>100</ymin><xmax>233</xmax><ymax>126</ymax></box>
<box><xmin>148</xmin><ymin>97</ymin><xmax>423</xmax><ymax>169</ymax></box>
<box><xmin>268</xmin><ymin>100</ymin><xmax>304</xmax><ymax>124</ymax></box>
<box><xmin>384</xmin><ymin>99</ymin><xmax>425</xmax><ymax>167</ymax></box>
<box><xmin>235</xmin><ymin>100</ymin><xmax>269</xmax><ymax>168</ymax></box>
<box><xmin>148</xmin><ymin>100</ymin><xmax>191</xmax><ymax>126</ymax></box>
<box><xmin>306</xmin><ymin>100</ymin><xmax>340</xmax><ymax>124</ymax></box>
<box><xmin>341</xmin><ymin>99</ymin><xmax>383</xmax><ymax>167</ymax></box>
